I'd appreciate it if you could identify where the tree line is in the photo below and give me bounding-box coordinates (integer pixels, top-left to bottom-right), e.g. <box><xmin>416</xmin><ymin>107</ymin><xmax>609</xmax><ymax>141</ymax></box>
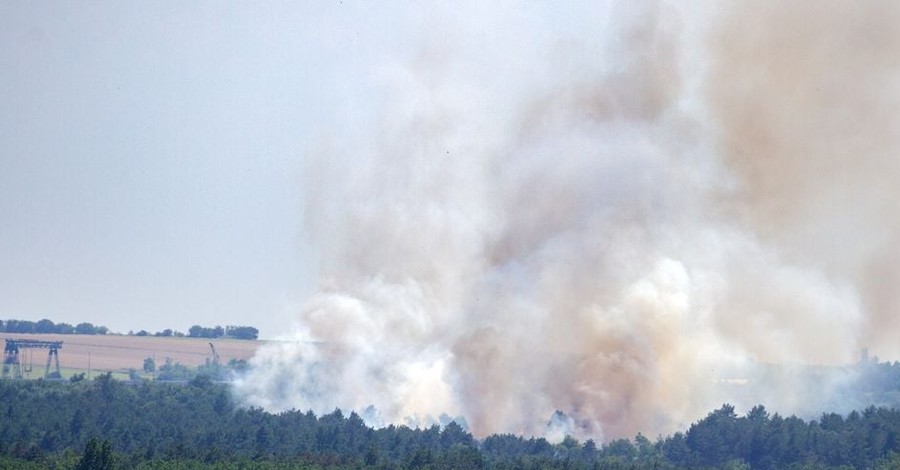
<box><xmin>0</xmin><ymin>318</ymin><xmax>259</xmax><ymax>341</ymax></box>
<box><xmin>186</xmin><ymin>325</ymin><xmax>259</xmax><ymax>340</ymax></box>
<box><xmin>0</xmin><ymin>318</ymin><xmax>108</xmax><ymax>335</ymax></box>
<box><xmin>135</xmin><ymin>324</ymin><xmax>259</xmax><ymax>340</ymax></box>
<box><xmin>6</xmin><ymin>375</ymin><xmax>900</xmax><ymax>469</ymax></box>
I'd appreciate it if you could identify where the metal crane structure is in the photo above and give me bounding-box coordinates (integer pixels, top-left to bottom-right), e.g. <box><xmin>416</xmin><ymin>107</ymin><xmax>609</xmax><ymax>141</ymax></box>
<box><xmin>208</xmin><ymin>342</ymin><xmax>220</xmax><ymax>368</ymax></box>
<box><xmin>2</xmin><ymin>339</ymin><xmax>63</xmax><ymax>379</ymax></box>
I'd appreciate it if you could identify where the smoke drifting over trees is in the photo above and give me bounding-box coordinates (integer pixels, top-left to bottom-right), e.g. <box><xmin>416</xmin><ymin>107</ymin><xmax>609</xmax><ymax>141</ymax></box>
<box><xmin>234</xmin><ymin>1</ymin><xmax>900</xmax><ymax>441</ymax></box>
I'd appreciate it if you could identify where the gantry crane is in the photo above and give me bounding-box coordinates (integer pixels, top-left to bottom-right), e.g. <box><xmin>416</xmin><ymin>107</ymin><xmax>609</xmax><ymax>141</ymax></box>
<box><xmin>2</xmin><ymin>339</ymin><xmax>63</xmax><ymax>379</ymax></box>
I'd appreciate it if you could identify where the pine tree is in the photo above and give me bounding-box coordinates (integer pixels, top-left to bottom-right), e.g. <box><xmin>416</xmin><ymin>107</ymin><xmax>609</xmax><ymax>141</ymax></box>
<box><xmin>76</xmin><ymin>437</ymin><xmax>114</xmax><ymax>470</ymax></box>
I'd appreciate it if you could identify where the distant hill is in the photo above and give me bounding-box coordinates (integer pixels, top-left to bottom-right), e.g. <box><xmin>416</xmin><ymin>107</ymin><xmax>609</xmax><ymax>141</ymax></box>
<box><xmin>1</xmin><ymin>333</ymin><xmax>261</xmax><ymax>379</ymax></box>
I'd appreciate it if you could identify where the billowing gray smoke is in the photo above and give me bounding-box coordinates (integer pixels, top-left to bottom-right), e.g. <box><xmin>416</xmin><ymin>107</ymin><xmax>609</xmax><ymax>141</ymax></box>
<box><xmin>234</xmin><ymin>1</ymin><xmax>900</xmax><ymax>440</ymax></box>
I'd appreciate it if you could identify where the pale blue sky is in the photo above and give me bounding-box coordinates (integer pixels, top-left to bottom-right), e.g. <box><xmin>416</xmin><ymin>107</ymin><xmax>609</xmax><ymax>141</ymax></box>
<box><xmin>0</xmin><ymin>1</ymin><xmax>404</xmax><ymax>337</ymax></box>
<box><xmin>0</xmin><ymin>1</ymin><xmax>620</xmax><ymax>338</ymax></box>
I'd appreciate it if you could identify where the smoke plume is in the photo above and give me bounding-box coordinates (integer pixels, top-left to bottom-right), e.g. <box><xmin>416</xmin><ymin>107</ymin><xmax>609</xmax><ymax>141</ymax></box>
<box><xmin>234</xmin><ymin>1</ymin><xmax>900</xmax><ymax>440</ymax></box>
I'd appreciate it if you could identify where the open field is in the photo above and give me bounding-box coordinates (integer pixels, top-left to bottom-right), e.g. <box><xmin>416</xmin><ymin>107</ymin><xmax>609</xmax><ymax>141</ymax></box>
<box><xmin>2</xmin><ymin>333</ymin><xmax>262</xmax><ymax>378</ymax></box>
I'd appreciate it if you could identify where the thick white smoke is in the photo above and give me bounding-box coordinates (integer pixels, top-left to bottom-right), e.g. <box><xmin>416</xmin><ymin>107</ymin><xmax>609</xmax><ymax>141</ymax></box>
<box><xmin>234</xmin><ymin>1</ymin><xmax>900</xmax><ymax>440</ymax></box>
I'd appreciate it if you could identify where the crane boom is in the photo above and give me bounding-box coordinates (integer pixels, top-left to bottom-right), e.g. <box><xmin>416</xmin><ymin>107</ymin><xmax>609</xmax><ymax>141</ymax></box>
<box><xmin>208</xmin><ymin>342</ymin><xmax>220</xmax><ymax>367</ymax></box>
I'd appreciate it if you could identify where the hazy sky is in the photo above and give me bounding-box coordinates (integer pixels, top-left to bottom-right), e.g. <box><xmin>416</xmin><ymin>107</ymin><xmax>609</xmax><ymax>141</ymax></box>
<box><xmin>0</xmin><ymin>1</ymin><xmax>608</xmax><ymax>338</ymax></box>
<box><xmin>0</xmin><ymin>2</ymin><xmax>406</xmax><ymax>337</ymax></box>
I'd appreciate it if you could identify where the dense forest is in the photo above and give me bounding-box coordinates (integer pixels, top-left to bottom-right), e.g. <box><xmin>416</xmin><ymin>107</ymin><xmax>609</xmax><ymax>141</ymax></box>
<box><xmin>6</xmin><ymin>366</ymin><xmax>900</xmax><ymax>469</ymax></box>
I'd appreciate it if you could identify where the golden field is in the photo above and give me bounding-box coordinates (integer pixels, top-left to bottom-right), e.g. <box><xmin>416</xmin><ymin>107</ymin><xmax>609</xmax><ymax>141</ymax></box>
<box><xmin>2</xmin><ymin>333</ymin><xmax>261</xmax><ymax>377</ymax></box>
